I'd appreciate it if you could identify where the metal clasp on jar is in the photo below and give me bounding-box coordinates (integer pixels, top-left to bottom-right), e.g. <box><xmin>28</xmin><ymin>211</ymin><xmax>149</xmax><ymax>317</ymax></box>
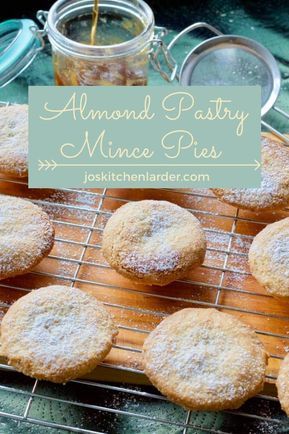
<box><xmin>149</xmin><ymin>26</ymin><xmax>178</xmax><ymax>82</ymax></box>
<box><xmin>36</xmin><ymin>10</ymin><xmax>49</xmax><ymax>34</ymax></box>
<box><xmin>30</xmin><ymin>10</ymin><xmax>48</xmax><ymax>51</ymax></box>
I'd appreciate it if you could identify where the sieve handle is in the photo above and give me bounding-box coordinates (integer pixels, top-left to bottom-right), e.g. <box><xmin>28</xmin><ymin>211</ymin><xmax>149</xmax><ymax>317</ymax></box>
<box><xmin>166</xmin><ymin>22</ymin><xmax>223</xmax><ymax>81</ymax></box>
<box><xmin>36</xmin><ymin>10</ymin><xmax>48</xmax><ymax>28</ymax></box>
<box><xmin>150</xmin><ymin>22</ymin><xmax>223</xmax><ymax>83</ymax></box>
<box><xmin>167</xmin><ymin>22</ymin><xmax>223</xmax><ymax>52</ymax></box>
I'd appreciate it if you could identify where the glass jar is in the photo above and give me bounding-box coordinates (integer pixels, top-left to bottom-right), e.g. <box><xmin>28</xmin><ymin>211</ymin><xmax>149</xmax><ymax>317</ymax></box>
<box><xmin>46</xmin><ymin>0</ymin><xmax>155</xmax><ymax>86</ymax></box>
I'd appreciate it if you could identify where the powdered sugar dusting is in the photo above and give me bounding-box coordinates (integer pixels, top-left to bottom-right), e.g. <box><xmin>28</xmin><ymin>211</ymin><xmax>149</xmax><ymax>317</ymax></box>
<box><xmin>268</xmin><ymin>235</ymin><xmax>289</xmax><ymax>277</ymax></box>
<box><xmin>216</xmin><ymin>137</ymin><xmax>289</xmax><ymax>209</ymax></box>
<box><xmin>149</xmin><ymin>209</ymin><xmax>175</xmax><ymax>234</ymax></box>
<box><xmin>1</xmin><ymin>286</ymin><xmax>117</xmax><ymax>381</ymax></box>
<box><xmin>148</xmin><ymin>327</ymin><xmax>260</xmax><ymax>398</ymax></box>
<box><xmin>222</xmin><ymin>172</ymin><xmax>280</xmax><ymax>207</ymax></box>
<box><xmin>0</xmin><ymin>105</ymin><xmax>28</xmax><ymax>177</ymax></box>
<box><xmin>0</xmin><ymin>194</ymin><xmax>54</xmax><ymax>278</ymax></box>
<box><xmin>120</xmin><ymin>208</ymin><xmax>181</xmax><ymax>274</ymax></box>
<box><xmin>103</xmin><ymin>200</ymin><xmax>205</xmax><ymax>285</ymax></box>
<box><xmin>20</xmin><ymin>303</ymin><xmax>102</xmax><ymax>366</ymax></box>
<box><xmin>121</xmin><ymin>248</ymin><xmax>180</xmax><ymax>274</ymax></box>
<box><xmin>144</xmin><ymin>310</ymin><xmax>266</xmax><ymax>408</ymax></box>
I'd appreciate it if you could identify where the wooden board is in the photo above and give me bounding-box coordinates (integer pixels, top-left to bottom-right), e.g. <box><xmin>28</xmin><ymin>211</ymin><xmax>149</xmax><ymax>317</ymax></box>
<box><xmin>0</xmin><ymin>134</ymin><xmax>288</xmax><ymax>391</ymax></box>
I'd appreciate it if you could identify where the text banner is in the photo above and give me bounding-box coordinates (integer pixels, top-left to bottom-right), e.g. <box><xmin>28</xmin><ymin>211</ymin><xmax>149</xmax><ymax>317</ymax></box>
<box><xmin>29</xmin><ymin>86</ymin><xmax>261</xmax><ymax>188</ymax></box>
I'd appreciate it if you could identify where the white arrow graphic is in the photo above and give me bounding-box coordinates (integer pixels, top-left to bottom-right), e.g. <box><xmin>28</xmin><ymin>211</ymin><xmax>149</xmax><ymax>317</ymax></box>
<box><xmin>38</xmin><ymin>160</ymin><xmax>261</xmax><ymax>171</ymax></box>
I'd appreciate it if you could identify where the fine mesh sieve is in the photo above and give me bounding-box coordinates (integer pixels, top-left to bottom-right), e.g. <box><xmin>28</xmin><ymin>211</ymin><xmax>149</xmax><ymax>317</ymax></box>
<box><xmin>168</xmin><ymin>23</ymin><xmax>280</xmax><ymax>116</ymax></box>
<box><xmin>164</xmin><ymin>22</ymin><xmax>289</xmax><ymax>144</ymax></box>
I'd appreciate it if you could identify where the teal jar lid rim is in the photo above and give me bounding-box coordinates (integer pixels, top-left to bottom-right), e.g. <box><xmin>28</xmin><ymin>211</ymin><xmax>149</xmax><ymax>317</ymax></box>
<box><xmin>0</xmin><ymin>18</ymin><xmax>41</xmax><ymax>87</ymax></box>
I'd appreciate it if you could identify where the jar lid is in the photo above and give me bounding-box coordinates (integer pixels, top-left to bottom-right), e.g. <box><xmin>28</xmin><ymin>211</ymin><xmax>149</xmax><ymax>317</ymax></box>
<box><xmin>0</xmin><ymin>19</ymin><xmax>42</xmax><ymax>87</ymax></box>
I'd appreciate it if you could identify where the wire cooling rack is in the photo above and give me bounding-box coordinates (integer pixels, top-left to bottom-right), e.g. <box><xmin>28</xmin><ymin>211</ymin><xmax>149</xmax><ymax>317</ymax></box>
<box><xmin>0</xmin><ymin>180</ymin><xmax>289</xmax><ymax>433</ymax></box>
